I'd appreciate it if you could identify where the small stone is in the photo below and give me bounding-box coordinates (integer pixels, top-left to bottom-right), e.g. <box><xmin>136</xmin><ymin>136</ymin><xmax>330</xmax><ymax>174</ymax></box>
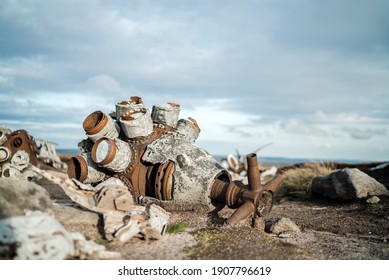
<box><xmin>278</xmin><ymin>233</ymin><xmax>292</xmax><ymax>238</ymax></box>
<box><xmin>252</xmin><ymin>216</ymin><xmax>265</xmax><ymax>231</ymax></box>
<box><xmin>270</xmin><ymin>217</ymin><xmax>301</xmax><ymax>235</ymax></box>
<box><xmin>148</xmin><ymin>204</ymin><xmax>170</xmax><ymax>235</ymax></box>
<box><xmin>366</xmin><ymin>196</ymin><xmax>380</xmax><ymax>204</ymax></box>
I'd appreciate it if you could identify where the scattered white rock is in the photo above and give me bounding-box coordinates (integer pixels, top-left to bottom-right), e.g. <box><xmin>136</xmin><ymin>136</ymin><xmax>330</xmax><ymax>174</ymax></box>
<box><xmin>370</xmin><ymin>162</ymin><xmax>389</xmax><ymax>171</ymax></box>
<box><xmin>148</xmin><ymin>204</ymin><xmax>170</xmax><ymax>235</ymax></box>
<box><xmin>270</xmin><ymin>217</ymin><xmax>301</xmax><ymax>235</ymax></box>
<box><xmin>366</xmin><ymin>196</ymin><xmax>380</xmax><ymax>204</ymax></box>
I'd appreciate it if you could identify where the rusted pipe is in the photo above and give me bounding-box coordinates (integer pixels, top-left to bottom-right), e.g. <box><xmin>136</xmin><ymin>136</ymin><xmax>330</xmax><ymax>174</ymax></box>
<box><xmin>210</xmin><ymin>153</ymin><xmax>282</xmax><ymax>226</ymax></box>
<box><xmin>67</xmin><ymin>153</ymin><xmax>106</xmax><ymax>184</ymax></box>
<box><xmin>91</xmin><ymin>137</ymin><xmax>133</xmax><ymax>173</ymax></box>
<box><xmin>246</xmin><ymin>153</ymin><xmax>261</xmax><ymax>192</ymax></box>
<box><xmin>176</xmin><ymin>117</ymin><xmax>200</xmax><ymax>142</ymax></box>
<box><xmin>263</xmin><ymin>174</ymin><xmax>283</xmax><ymax>193</ymax></box>
<box><xmin>226</xmin><ymin>201</ymin><xmax>256</xmax><ymax>227</ymax></box>
<box><xmin>119</xmin><ymin>108</ymin><xmax>153</xmax><ymax>138</ymax></box>
<box><xmin>83</xmin><ymin>111</ymin><xmax>119</xmax><ymax>142</ymax></box>
<box><xmin>115</xmin><ymin>96</ymin><xmax>144</xmax><ymax>120</ymax></box>
<box><xmin>151</xmin><ymin>102</ymin><xmax>181</xmax><ymax>128</ymax></box>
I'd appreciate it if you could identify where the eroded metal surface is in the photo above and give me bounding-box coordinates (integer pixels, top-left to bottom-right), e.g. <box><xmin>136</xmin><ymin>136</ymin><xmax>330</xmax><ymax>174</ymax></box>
<box><xmin>36</xmin><ymin>139</ymin><xmax>67</xmax><ymax>170</ymax></box>
<box><xmin>0</xmin><ymin>127</ymin><xmax>67</xmax><ymax>180</ymax></box>
<box><xmin>211</xmin><ymin>153</ymin><xmax>283</xmax><ymax>227</ymax></box>
<box><xmin>65</xmin><ymin>96</ymin><xmax>283</xmax><ymax>235</ymax></box>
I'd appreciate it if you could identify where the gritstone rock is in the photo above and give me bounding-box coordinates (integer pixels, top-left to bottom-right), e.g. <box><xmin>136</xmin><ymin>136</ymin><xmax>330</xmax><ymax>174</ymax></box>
<box><xmin>0</xmin><ymin>210</ymin><xmax>121</xmax><ymax>260</ymax></box>
<box><xmin>311</xmin><ymin>168</ymin><xmax>389</xmax><ymax>200</ymax></box>
<box><xmin>269</xmin><ymin>217</ymin><xmax>301</xmax><ymax>235</ymax></box>
<box><xmin>0</xmin><ymin>210</ymin><xmax>75</xmax><ymax>259</ymax></box>
<box><xmin>0</xmin><ymin>178</ymin><xmax>53</xmax><ymax>219</ymax></box>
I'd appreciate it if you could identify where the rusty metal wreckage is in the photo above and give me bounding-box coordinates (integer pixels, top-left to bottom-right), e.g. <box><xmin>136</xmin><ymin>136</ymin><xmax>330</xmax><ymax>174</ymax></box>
<box><xmin>0</xmin><ymin>126</ymin><xmax>66</xmax><ymax>179</ymax></box>
<box><xmin>67</xmin><ymin>96</ymin><xmax>283</xmax><ymax>228</ymax></box>
<box><xmin>0</xmin><ymin>96</ymin><xmax>282</xmax><ymax>229</ymax></box>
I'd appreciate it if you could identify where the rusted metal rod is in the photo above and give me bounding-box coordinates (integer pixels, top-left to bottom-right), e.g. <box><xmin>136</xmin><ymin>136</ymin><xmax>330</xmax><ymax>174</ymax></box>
<box><xmin>246</xmin><ymin>153</ymin><xmax>261</xmax><ymax>192</ymax></box>
<box><xmin>211</xmin><ymin>153</ymin><xmax>282</xmax><ymax>227</ymax></box>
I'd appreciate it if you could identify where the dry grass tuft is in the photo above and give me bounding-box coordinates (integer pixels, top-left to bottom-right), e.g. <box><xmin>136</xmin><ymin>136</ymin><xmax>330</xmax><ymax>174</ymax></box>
<box><xmin>275</xmin><ymin>162</ymin><xmax>335</xmax><ymax>201</ymax></box>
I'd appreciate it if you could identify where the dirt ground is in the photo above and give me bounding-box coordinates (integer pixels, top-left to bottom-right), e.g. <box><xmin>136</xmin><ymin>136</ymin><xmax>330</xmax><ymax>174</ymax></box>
<box><xmin>114</xmin><ymin>197</ymin><xmax>389</xmax><ymax>260</ymax></box>
<box><xmin>36</xmin><ymin>158</ymin><xmax>389</xmax><ymax>260</ymax></box>
<box><xmin>40</xmin><ymin>180</ymin><xmax>389</xmax><ymax>260</ymax></box>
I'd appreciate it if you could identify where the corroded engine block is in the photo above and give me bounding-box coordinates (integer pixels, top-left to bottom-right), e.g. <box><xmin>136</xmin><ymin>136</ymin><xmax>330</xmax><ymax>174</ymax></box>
<box><xmin>67</xmin><ymin>97</ymin><xmax>282</xmax><ymax>227</ymax></box>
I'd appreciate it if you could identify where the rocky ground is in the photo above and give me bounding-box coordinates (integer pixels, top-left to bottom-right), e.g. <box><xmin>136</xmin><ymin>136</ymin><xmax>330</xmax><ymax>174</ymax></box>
<box><xmin>37</xmin><ymin>161</ymin><xmax>389</xmax><ymax>260</ymax></box>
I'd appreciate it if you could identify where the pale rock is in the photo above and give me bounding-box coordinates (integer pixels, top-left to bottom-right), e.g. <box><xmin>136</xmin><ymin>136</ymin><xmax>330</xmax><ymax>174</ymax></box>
<box><xmin>270</xmin><ymin>217</ymin><xmax>301</xmax><ymax>235</ymax></box>
<box><xmin>366</xmin><ymin>196</ymin><xmax>380</xmax><ymax>204</ymax></box>
<box><xmin>311</xmin><ymin>168</ymin><xmax>388</xmax><ymax>200</ymax></box>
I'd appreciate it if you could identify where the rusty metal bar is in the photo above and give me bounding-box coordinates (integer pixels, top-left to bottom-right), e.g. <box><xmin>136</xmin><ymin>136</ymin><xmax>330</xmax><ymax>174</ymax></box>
<box><xmin>210</xmin><ymin>152</ymin><xmax>283</xmax><ymax>226</ymax></box>
<box><xmin>226</xmin><ymin>201</ymin><xmax>255</xmax><ymax>227</ymax></box>
<box><xmin>246</xmin><ymin>153</ymin><xmax>261</xmax><ymax>191</ymax></box>
<box><xmin>263</xmin><ymin>174</ymin><xmax>283</xmax><ymax>193</ymax></box>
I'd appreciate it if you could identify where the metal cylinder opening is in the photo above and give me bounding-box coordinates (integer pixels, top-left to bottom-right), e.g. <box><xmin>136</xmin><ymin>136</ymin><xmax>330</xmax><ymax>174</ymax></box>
<box><xmin>91</xmin><ymin>137</ymin><xmax>133</xmax><ymax>172</ymax></box>
<box><xmin>119</xmin><ymin>108</ymin><xmax>153</xmax><ymax>138</ymax></box>
<box><xmin>67</xmin><ymin>155</ymin><xmax>88</xmax><ymax>182</ymax></box>
<box><xmin>83</xmin><ymin>111</ymin><xmax>107</xmax><ymax>135</ymax></box>
<box><xmin>92</xmin><ymin>138</ymin><xmax>116</xmax><ymax>165</ymax></box>
<box><xmin>83</xmin><ymin>111</ymin><xmax>119</xmax><ymax>141</ymax></box>
<box><xmin>0</xmin><ymin>147</ymin><xmax>11</xmax><ymax>162</ymax></box>
<box><xmin>176</xmin><ymin>117</ymin><xmax>200</xmax><ymax>142</ymax></box>
<box><xmin>246</xmin><ymin>153</ymin><xmax>261</xmax><ymax>191</ymax></box>
<box><xmin>2</xmin><ymin>167</ymin><xmax>10</xmax><ymax>178</ymax></box>
<box><xmin>116</xmin><ymin>96</ymin><xmax>145</xmax><ymax>120</ymax></box>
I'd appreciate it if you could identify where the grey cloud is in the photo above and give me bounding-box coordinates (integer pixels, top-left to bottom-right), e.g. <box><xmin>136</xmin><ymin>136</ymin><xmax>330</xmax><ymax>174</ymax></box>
<box><xmin>224</xmin><ymin>125</ymin><xmax>254</xmax><ymax>138</ymax></box>
<box><xmin>280</xmin><ymin>119</ymin><xmax>328</xmax><ymax>137</ymax></box>
<box><xmin>342</xmin><ymin>127</ymin><xmax>386</xmax><ymax>140</ymax></box>
<box><xmin>265</xmin><ymin>0</ymin><xmax>389</xmax><ymax>53</ymax></box>
<box><xmin>249</xmin><ymin>116</ymin><xmax>280</xmax><ymax>125</ymax></box>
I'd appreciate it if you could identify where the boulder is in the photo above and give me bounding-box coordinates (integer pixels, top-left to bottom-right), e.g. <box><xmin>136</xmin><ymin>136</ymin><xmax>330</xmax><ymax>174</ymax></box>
<box><xmin>0</xmin><ymin>210</ymin><xmax>121</xmax><ymax>260</ymax></box>
<box><xmin>311</xmin><ymin>168</ymin><xmax>389</xmax><ymax>200</ymax></box>
<box><xmin>0</xmin><ymin>178</ymin><xmax>53</xmax><ymax>219</ymax></box>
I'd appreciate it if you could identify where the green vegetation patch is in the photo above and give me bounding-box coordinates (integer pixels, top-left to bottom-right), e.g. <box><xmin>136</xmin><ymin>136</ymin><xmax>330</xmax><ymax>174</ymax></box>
<box><xmin>166</xmin><ymin>222</ymin><xmax>188</xmax><ymax>234</ymax></box>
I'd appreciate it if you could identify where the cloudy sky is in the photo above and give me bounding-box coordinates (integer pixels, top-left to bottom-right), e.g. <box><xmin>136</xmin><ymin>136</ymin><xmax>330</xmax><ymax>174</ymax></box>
<box><xmin>1</xmin><ymin>0</ymin><xmax>388</xmax><ymax>161</ymax></box>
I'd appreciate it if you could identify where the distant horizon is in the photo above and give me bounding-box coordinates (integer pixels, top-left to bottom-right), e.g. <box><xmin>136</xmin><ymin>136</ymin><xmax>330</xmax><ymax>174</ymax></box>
<box><xmin>56</xmin><ymin>147</ymin><xmax>384</xmax><ymax>164</ymax></box>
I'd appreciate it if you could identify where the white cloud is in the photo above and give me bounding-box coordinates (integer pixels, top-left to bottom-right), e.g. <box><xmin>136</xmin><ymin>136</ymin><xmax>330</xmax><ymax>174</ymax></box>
<box><xmin>85</xmin><ymin>74</ymin><xmax>123</xmax><ymax>95</ymax></box>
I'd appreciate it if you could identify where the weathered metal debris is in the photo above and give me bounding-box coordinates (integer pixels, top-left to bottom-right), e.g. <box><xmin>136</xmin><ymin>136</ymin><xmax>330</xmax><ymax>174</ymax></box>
<box><xmin>0</xmin><ymin>126</ymin><xmax>67</xmax><ymax>181</ymax></box>
<box><xmin>66</xmin><ymin>96</ymin><xmax>283</xmax><ymax>233</ymax></box>
<box><xmin>36</xmin><ymin>139</ymin><xmax>67</xmax><ymax>170</ymax></box>
<box><xmin>221</xmin><ymin>153</ymin><xmax>278</xmax><ymax>182</ymax></box>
